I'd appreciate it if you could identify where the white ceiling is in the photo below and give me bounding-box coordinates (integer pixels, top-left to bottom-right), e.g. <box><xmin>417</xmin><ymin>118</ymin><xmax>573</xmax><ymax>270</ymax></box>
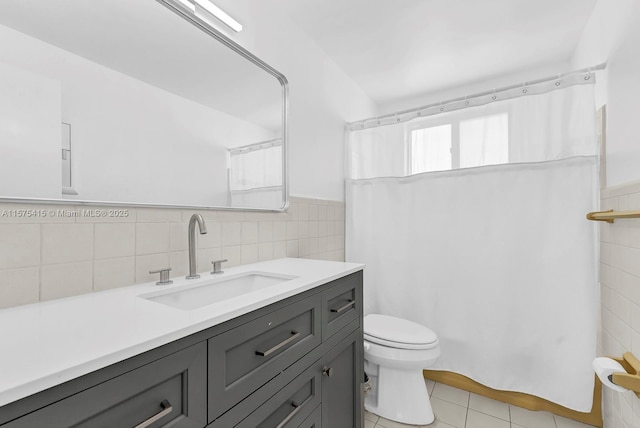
<box><xmin>270</xmin><ymin>0</ymin><xmax>598</xmax><ymax>108</ymax></box>
<box><xmin>0</xmin><ymin>0</ymin><xmax>598</xmax><ymax>121</ymax></box>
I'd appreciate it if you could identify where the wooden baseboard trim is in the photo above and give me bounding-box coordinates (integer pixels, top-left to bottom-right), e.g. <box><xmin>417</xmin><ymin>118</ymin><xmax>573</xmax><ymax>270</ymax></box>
<box><xmin>423</xmin><ymin>370</ymin><xmax>602</xmax><ymax>428</ymax></box>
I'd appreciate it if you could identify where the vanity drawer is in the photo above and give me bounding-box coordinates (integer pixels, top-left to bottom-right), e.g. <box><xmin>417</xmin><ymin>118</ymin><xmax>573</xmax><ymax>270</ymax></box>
<box><xmin>298</xmin><ymin>405</ymin><xmax>321</xmax><ymax>428</ymax></box>
<box><xmin>2</xmin><ymin>342</ymin><xmax>207</xmax><ymax>428</ymax></box>
<box><xmin>235</xmin><ymin>360</ymin><xmax>322</xmax><ymax>428</ymax></box>
<box><xmin>208</xmin><ymin>294</ymin><xmax>322</xmax><ymax>421</ymax></box>
<box><xmin>322</xmin><ymin>271</ymin><xmax>363</xmax><ymax>340</ymax></box>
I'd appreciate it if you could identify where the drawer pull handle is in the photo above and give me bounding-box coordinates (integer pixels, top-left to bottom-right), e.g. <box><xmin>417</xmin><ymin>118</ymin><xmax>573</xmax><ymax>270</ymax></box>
<box><xmin>256</xmin><ymin>331</ymin><xmax>301</xmax><ymax>357</ymax></box>
<box><xmin>322</xmin><ymin>366</ymin><xmax>334</xmax><ymax>377</ymax></box>
<box><xmin>330</xmin><ymin>300</ymin><xmax>355</xmax><ymax>313</ymax></box>
<box><xmin>275</xmin><ymin>396</ymin><xmax>313</xmax><ymax>428</ymax></box>
<box><xmin>134</xmin><ymin>399</ymin><xmax>173</xmax><ymax>428</ymax></box>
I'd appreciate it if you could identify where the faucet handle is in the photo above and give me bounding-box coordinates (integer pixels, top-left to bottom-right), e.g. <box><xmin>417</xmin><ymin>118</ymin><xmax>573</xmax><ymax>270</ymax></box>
<box><xmin>149</xmin><ymin>268</ymin><xmax>173</xmax><ymax>285</ymax></box>
<box><xmin>211</xmin><ymin>259</ymin><xmax>228</xmax><ymax>275</ymax></box>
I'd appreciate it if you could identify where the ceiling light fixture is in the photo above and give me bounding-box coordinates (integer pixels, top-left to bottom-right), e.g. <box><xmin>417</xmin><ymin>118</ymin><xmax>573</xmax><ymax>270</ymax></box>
<box><xmin>194</xmin><ymin>0</ymin><xmax>243</xmax><ymax>32</ymax></box>
<box><xmin>195</xmin><ymin>0</ymin><xmax>242</xmax><ymax>32</ymax></box>
<box><xmin>165</xmin><ymin>0</ymin><xmax>242</xmax><ymax>32</ymax></box>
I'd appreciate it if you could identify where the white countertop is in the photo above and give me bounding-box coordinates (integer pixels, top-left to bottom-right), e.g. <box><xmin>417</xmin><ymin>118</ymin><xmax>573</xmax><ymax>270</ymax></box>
<box><xmin>0</xmin><ymin>258</ymin><xmax>364</xmax><ymax>407</ymax></box>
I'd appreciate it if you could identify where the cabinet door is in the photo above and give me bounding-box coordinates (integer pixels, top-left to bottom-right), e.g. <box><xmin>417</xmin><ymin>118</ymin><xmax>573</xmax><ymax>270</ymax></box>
<box><xmin>3</xmin><ymin>343</ymin><xmax>207</xmax><ymax>428</ymax></box>
<box><xmin>321</xmin><ymin>329</ymin><xmax>363</xmax><ymax>428</ymax></box>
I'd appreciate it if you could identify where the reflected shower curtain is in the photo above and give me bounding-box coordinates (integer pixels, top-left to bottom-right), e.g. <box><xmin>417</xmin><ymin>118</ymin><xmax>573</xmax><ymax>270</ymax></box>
<box><xmin>346</xmin><ymin>83</ymin><xmax>598</xmax><ymax>411</ymax></box>
<box><xmin>228</xmin><ymin>141</ymin><xmax>283</xmax><ymax>207</ymax></box>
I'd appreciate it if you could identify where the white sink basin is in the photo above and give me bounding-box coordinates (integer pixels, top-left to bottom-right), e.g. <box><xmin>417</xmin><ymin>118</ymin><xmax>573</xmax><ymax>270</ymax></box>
<box><xmin>141</xmin><ymin>271</ymin><xmax>297</xmax><ymax>310</ymax></box>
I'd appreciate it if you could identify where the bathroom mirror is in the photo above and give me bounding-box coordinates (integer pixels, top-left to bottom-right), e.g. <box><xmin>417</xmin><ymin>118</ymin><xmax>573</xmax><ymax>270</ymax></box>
<box><xmin>0</xmin><ymin>0</ymin><xmax>288</xmax><ymax>210</ymax></box>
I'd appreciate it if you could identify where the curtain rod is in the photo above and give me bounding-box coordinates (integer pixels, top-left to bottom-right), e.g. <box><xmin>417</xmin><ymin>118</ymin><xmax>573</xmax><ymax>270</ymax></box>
<box><xmin>348</xmin><ymin>63</ymin><xmax>607</xmax><ymax>131</ymax></box>
<box><xmin>229</xmin><ymin>138</ymin><xmax>282</xmax><ymax>155</ymax></box>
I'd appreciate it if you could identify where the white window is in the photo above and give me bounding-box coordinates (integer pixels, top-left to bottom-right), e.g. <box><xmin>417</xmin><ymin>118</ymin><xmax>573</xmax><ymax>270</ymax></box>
<box><xmin>409</xmin><ymin>112</ymin><xmax>509</xmax><ymax>175</ymax></box>
<box><xmin>459</xmin><ymin>113</ymin><xmax>509</xmax><ymax>168</ymax></box>
<box><xmin>410</xmin><ymin>124</ymin><xmax>452</xmax><ymax>174</ymax></box>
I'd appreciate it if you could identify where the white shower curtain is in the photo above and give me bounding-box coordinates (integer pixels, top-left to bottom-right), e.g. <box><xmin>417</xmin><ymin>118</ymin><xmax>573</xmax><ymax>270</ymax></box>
<box><xmin>346</xmin><ymin>82</ymin><xmax>598</xmax><ymax>411</ymax></box>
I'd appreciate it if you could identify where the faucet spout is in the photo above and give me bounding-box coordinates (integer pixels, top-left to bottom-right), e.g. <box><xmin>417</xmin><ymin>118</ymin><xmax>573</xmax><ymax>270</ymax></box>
<box><xmin>187</xmin><ymin>214</ymin><xmax>207</xmax><ymax>279</ymax></box>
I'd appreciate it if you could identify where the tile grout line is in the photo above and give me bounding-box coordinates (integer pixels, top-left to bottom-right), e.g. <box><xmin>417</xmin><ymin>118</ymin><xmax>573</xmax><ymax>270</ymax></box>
<box><xmin>464</xmin><ymin>404</ymin><xmax>470</xmax><ymax>428</ymax></box>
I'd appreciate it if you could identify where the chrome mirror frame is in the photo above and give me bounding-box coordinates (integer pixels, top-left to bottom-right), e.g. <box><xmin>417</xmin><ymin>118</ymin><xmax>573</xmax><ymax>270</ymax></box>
<box><xmin>0</xmin><ymin>0</ymin><xmax>289</xmax><ymax>212</ymax></box>
<box><xmin>157</xmin><ymin>0</ymin><xmax>289</xmax><ymax>212</ymax></box>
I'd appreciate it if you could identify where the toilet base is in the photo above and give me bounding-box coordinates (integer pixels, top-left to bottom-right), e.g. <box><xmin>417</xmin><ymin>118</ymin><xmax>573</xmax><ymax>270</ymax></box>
<box><xmin>364</xmin><ymin>365</ymin><xmax>434</xmax><ymax>425</ymax></box>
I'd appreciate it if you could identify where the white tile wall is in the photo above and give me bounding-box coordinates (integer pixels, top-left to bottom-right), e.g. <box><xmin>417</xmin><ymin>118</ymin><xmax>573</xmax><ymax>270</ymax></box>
<box><xmin>0</xmin><ymin>224</ymin><xmax>40</xmax><ymax>269</ymax></box>
<box><xmin>40</xmin><ymin>261</ymin><xmax>93</xmax><ymax>300</ymax></box>
<box><xmin>0</xmin><ymin>267</ymin><xmax>39</xmax><ymax>307</ymax></box>
<box><xmin>599</xmin><ymin>180</ymin><xmax>640</xmax><ymax>428</ymax></box>
<box><xmin>0</xmin><ymin>197</ymin><xmax>345</xmax><ymax>309</ymax></box>
<box><xmin>42</xmin><ymin>223</ymin><xmax>94</xmax><ymax>264</ymax></box>
<box><xmin>94</xmin><ymin>223</ymin><xmax>135</xmax><ymax>259</ymax></box>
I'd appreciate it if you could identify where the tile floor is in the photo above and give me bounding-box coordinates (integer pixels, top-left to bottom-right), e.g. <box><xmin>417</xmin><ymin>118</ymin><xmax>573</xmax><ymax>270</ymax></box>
<box><xmin>364</xmin><ymin>380</ymin><xmax>598</xmax><ymax>428</ymax></box>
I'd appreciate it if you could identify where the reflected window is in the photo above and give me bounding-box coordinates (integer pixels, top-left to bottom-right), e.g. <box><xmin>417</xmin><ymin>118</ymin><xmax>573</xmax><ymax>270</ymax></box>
<box><xmin>228</xmin><ymin>139</ymin><xmax>282</xmax><ymax>207</ymax></box>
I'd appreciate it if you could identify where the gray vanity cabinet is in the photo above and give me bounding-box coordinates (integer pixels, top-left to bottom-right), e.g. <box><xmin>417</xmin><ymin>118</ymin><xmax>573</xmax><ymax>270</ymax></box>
<box><xmin>321</xmin><ymin>329</ymin><xmax>363</xmax><ymax>428</ymax></box>
<box><xmin>322</xmin><ymin>272</ymin><xmax>360</xmax><ymax>340</ymax></box>
<box><xmin>299</xmin><ymin>405</ymin><xmax>322</xmax><ymax>428</ymax></box>
<box><xmin>0</xmin><ymin>270</ymin><xmax>363</xmax><ymax>428</ymax></box>
<box><xmin>233</xmin><ymin>360</ymin><xmax>322</xmax><ymax>427</ymax></box>
<box><xmin>207</xmin><ymin>294</ymin><xmax>322</xmax><ymax>421</ymax></box>
<box><xmin>0</xmin><ymin>342</ymin><xmax>208</xmax><ymax>428</ymax></box>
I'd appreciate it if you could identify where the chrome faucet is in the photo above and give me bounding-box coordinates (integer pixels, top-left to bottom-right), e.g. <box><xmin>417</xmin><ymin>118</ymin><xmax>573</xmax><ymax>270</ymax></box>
<box><xmin>186</xmin><ymin>214</ymin><xmax>207</xmax><ymax>279</ymax></box>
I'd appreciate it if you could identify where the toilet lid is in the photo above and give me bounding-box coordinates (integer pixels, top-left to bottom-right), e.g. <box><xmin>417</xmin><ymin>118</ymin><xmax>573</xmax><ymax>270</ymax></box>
<box><xmin>364</xmin><ymin>314</ymin><xmax>438</xmax><ymax>348</ymax></box>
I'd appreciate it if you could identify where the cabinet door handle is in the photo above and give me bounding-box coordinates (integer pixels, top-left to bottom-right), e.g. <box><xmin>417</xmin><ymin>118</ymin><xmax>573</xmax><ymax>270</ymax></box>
<box><xmin>322</xmin><ymin>366</ymin><xmax>334</xmax><ymax>377</ymax></box>
<box><xmin>255</xmin><ymin>331</ymin><xmax>301</xmax><ymax>357</ymax></box>
<box><xmin>134</xmin><ymin>399</ymin><xmax>173</xmax><ymax>428</ymax></box>
<box><xmin>275</xmin><ymin>396</ymin><xmax>313</xmax><ymax>428</ymax></box>
<box><xmin>330</xmin><ymin>300</ymin><xmax>355</xmax><ymax>313</ymax></box>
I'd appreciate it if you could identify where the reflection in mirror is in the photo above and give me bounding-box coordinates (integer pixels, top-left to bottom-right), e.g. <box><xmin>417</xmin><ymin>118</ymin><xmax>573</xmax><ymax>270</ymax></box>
<box><xmin>0</xmin><ymin>0</ymin><xmax>287</xmax><ymax>210</ymax></box>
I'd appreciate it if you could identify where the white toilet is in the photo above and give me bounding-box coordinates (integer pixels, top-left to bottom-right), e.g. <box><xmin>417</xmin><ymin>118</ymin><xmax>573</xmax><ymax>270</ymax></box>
<box><xmin>363</xmin><ymin>314</ymin><xmax>440</xmax><ymax>425</ymax></box>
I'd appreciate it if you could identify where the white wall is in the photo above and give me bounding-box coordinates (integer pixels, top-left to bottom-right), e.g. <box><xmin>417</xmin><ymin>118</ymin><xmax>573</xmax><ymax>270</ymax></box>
<box><xmin>571</xmin><ymin>2</ymin><xmax>640</xmax><ymax>427</ymax></box>
<box><xmin>376</xmin><ymin>61</ymin><xmax>572</xmax><ymax>116</ymax></box>
<box><xmin>0</xmin><ymin>24</ymin><xmax>275</xmax><ymax>207</ymax></box>
<box><xmin>571</xmin><ymin>0</ymin><xmax>640</xmax><ymax>187</ymax></box>
<box><xmin>206</xmin><ymin>0</ymin><xmax>377</xmax><ymax>202</ymax></box>
<box><xmin>0</xmin><ymin>62</ymin><xmax>61</xmax><ymax>199</ymax></box>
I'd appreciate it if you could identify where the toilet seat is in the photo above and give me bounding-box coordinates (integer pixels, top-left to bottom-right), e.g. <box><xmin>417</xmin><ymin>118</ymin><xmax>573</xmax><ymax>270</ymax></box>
<box><xmin>364</xmin><ymin>333</ymin><xmax>439</xmax><ymax>350</ymax></box>
<box><xmin>364</xmin><ymin>314</ymin><xmax>438</xmax><ymax>350</ymax></box>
